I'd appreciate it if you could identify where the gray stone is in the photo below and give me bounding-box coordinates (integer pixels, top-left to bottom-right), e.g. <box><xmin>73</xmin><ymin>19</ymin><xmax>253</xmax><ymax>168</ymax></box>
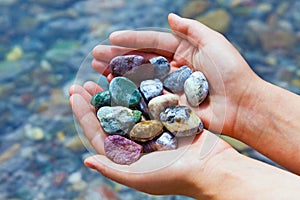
<box><xmin>163</xmin><ymin>66</ymin><xmax>192</xmax><ymax>93</ymax></box>
<box><xmin>143</xmin><ymin>131</ymin><xmax>177</xmax><ymax>153</ymax></box>
<box><xmin>184</xmin><ymin>71</ymin><xmax>209</xmax><ymax>107</ymax></box>
<box><xmin>139</xmin><ymin>79</ymin><xmax>163</xmax><ymax>102</ymax></box>
<box><xmin>149</xmin><ymin>56</ymin><xmax>170</xmax><ymax>80</ymax></box>
<box><xmin>160</xmin><ymin>105</ymin><xmax>203</xmax><ymax>137</ymax></box>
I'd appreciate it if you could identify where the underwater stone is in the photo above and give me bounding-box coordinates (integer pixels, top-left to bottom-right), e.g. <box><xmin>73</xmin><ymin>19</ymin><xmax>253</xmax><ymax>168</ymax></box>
<box><xmin>163</xmin><ymin>66</ymin><xmax>192</xmax><ymax>94</ymax></box>
<box><xmin>148</xmin><ymin>94</ymin><xmax>179</xmax><ymax>120</ymax></box>
<box><xmin>130</xmin><ymin>120</ymin><xmax>163</xmax><ymax>142</ymax></box>
<box><xmin>160</xmin><ymin>105</ymin><xmax>203</xmax><ymax>137</ymax></box>
<box><xmin>184</xmin><ymin>71</ymin><xmax>209</xmax><ymax>107</ymax></box>
<box><xmin>109</xmin><ymin>77</ymin><xmax>141</xmax><ymax>107</ymax></box>
<box><xmin>149</xmin><ymin>56</ymin><xmax>170</xmax><ymax>80</ymax></box>
<box><xmin>104</xmin><ymin>135</ymin><xmax>143</xmax><ymax>165</ymax></box>
<box><xmin>90</xmin><ymin>91</ymin><xmax>111</xmax><ymax>108</ymax></box>
<box><xmin>139</xmin><ymin>79</ymin><xmax>163</xmax><ymax>102</ymax></box>
<box><xmin>143</xmin><ymin>131</ymin><xmax>177</xmax><ymax>153</ymax></box>
<box><xmin>97</xmin><ymin>106</ymin><xmax>142</xmax><ymax>136</ymax></box>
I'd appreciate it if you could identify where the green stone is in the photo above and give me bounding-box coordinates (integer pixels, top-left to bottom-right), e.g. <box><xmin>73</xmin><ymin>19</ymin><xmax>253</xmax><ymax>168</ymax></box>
<box><xmin>132</xmin><ymin>110</ymin><xmax>142</xmax><ymax>122</ymax></box>
<box><xmin>109</xmin><ymin>77</ymin><xmax>141</xmax><ymax>107</ymax></box>
<box><xmin>90</xmin><ymin>91</ymin><xmax>111</xmax><ymax>108</ymax></box>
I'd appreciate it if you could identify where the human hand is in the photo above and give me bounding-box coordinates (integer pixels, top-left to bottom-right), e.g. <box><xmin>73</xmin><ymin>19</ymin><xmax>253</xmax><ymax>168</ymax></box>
<box><xmin>92</xmin><ymin>13</ymin><xmax>261</xmax><ymax>137</ymax></box>
<box><xmin>69</xmin><ymin>81</ymin><xmax>235</xmax><ymax>198</ymax></box>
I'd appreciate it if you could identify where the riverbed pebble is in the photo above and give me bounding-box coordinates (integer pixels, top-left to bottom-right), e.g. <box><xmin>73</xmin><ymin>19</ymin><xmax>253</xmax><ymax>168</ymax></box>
<box><xmin>184</xmin><ymin>71</ymin><xmax>209</xmax><ymax>107</ymax></box>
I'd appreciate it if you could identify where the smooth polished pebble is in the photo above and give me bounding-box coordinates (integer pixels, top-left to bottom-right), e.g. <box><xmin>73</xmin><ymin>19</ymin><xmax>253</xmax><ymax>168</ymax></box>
<box><xmin>104</xmin><ymin>135</ymin><xmax>143</xmax><ymax>165</ymax></box>
<box><xmin>160</xmin><ymin>105</ymin><xmax>203</xmax><ymax>137</ymax></box>
<box><xmin>142</xmin><ymin>131</ymin><xmax>177</xmax><ymax>153</ymax></box>
<box><xmin>163</xmin><ymin>66</ymin><xmax>192</xmax><ymax>94</ymax></box>
<box><xmin>109</xmin><ymin>77</ymin><xmax>141</xmax><ymax>107</ymax></box>
<box><xmin>184</xmin><ymin>71</ymin><xmax>209</xmax><ymax>107</ymax></box>
<box><xmin>130</xmin><ymin>120</ymin><xmax>163</xmax><ymax>142</ymax></box>
<box><xmin>90</xmin><ymin>90</ymin><xmax>111</xmax><ymax>108</ymax></box>
<box><xmin>139</xmin><ymin>79</ymin><xmax>163</xmax><ymax>102</ymax></box>
<box><xmin>97</xmin><ymin>106</ymin><xmax>142</xmax><ymax>136</ymax></box>
<box><xmin>148</xmin><ymin>93</ymin><xmax>179</xmax><ymax>120</ymax></box>
<box><xmin>149</xmin><ymin>56</ymin><xmax>170</xmax><ymax>80</ymax></box>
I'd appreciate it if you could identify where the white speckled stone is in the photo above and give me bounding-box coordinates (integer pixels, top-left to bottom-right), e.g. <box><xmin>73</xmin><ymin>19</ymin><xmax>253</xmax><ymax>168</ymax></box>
<box><xmin>148</xmin><ymin>94</ymin><xmax>179</xmax><ymax>120</ymax></box>
<box><xmin>184</xmin><ymin>71</ymin><xmax>209</xmax><ymax>107</ymax></box>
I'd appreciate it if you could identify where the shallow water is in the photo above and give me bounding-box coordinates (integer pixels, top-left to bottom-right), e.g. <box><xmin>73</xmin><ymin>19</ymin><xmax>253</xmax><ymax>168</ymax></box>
<box><xmin>0</xmin><ymin>0</ymin><xmax>299</xmax><ymax>199</ymax></box>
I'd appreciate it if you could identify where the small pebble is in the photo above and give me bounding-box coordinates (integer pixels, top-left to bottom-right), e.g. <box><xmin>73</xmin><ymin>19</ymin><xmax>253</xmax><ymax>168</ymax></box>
<box><xmin>143</xmin><ymin>131</ymin><xmax>177</xmax><ymax>153</ymax></box>
<box><xmin>148</xmin><ymin>94</ymin><xmax>179</xmax><ymax>120</ymax></box>
<box><xmin>104</xmin><ymin>135</ymin><xmax>143</xmax><ymax>165</ymax></box>
<box><xmin>163</xmin><ymin>66</ymin><xmax>192</xmax><ymax>93</ymax></box>
<box><xmin>109</xmin><ymin>55</ymin><xmax>146</xmax><ymax>77</ymax></box>
<box><xmin>97</xmin><ymin>106</ymin><xmax>142</xmax><ymax>136</ymax></box>
<box><xmin>136</xmin><ymin>96</ymin><xmax>151</xmax><ymax>119</ymax></box>
<box><xmin>109</xmin><ymin>55</ymin><xmax>154</xmax><ymax>84</ymax></box>
<box><xmin>149</xmin><ymin>56</ymin><xmax>170</xmax><ymax>80</ymax></box>
<box><xmin>139</xmin><ymin>79</ymin><xmax>163</xmax><ymax>102</ymax></box>
<box><xmin>130</xmin><ymin>120</ymin><xmax>163</xmax><ymax>142</ymax></box>
<box><xmin>90</xmin><ymin>91</ymin><xmax>111</xmax><ymax>108</ymax></box>
<box><xmin>160</xmin><ymin>105</ymin><xmax>203</xmax><ymax>137</ymax></box>
<box><xmin>109</xmin><ymin>77</ymin><xmax>141</xmax><ymax>107</ymax></box>
<box><xmin>184</xmin><ymin>71</ymin><xmax>209</xmax><ymax>107</ymax></box>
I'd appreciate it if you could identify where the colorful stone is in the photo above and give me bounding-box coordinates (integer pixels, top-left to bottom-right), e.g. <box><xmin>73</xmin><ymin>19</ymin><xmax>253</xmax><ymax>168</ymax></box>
<box><xmin>149</xmin><ymin>56</ymin><xmax>170</xmax><ymax>80</ymax></box>
<box><xmin>97</xmin><ymin>106</ymin><xmax>142</xmax><ymax>136</ymax></box>
<box><xmin>109</xmin><ymin>55</ymin><xmax>154</xmax><ymax>84</ymax></box>
<box><xmin>160</xmin><ymin>105</ymin><xmax>203</xmax><ymax>137</ymax></box>
<box><xmin>109</xmin><ymin>77</ymin><xmax>141</xmax><ymax>107</ymax></box>
<box><xmin>148</xmin><ymin>94</ymin><xmax>179</xmax><ymax>120</ymax></box>
<box><xmin>143</xmin><ymin>131</ymin><xmax>177</xmax><ymax>153</ymax></box>
<box><xmin>109</xmin><ymin>55</ymin><xmax>146</xmax><ymax>77</ymax></box>
<box><xmin>104</xmin><ymin>135</ymin><xmax>143</xmax><ymax>165</ymax></box>
<box><xmin>184</xmin><ymin>71</ymin><xmax>209</xmax><ymax>107</ymax></box>
<box><xmin>90</xmin><ymin>91</ymin><xmax>111</xmax><ymax>108</ymax></box>
<box><xmin>139</xmin><ymin>79</ymin><xmax>163</xmax><ymax>102</ymax></box>
<box><xmin>163</xmin><ymin>66</ymin><xmax>192</xmax><ymax>94</ymax></box>
<box><xmin>130</xmin><ymin>120</ymin><xmax>163</xmax><ymax>142</ymax></box>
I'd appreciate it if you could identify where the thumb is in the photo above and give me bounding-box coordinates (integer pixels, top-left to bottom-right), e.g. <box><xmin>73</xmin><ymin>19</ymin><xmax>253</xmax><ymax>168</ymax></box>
<box><xmin>168</xmin><ymin>13</ymin><xmax>218</xmax><ymax>46</ymax></box>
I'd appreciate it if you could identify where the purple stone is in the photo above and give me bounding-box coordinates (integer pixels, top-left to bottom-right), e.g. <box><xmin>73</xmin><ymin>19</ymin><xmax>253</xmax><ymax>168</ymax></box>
<box><xmin>110</xmin><ymin>55</ymin><xmax>146</xmax><ymax>76</ymax></box>
<box><xmin>104</xmin><ymin>135</ymin><xmax>143</xmax><ymax>165</ymax></box>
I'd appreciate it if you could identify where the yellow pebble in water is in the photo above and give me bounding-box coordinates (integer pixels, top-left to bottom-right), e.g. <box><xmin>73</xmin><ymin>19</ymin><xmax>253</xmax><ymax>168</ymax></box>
<box><xmin>57</xmin><ymin>131</ymin><xmax>66</xmax><ymax>142</ymax></box>
<box><xmin>6</xmin><ymin>45</ymin><xmax>23</xmax><ymax>61</ymax></box>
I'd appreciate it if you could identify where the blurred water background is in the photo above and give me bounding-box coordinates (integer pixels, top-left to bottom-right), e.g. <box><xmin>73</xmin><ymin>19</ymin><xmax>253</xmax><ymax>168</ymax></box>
<box><xmin>0</xmin><ymin>0</ymin><xmax>300</xmax><ymax>199</ymax></box>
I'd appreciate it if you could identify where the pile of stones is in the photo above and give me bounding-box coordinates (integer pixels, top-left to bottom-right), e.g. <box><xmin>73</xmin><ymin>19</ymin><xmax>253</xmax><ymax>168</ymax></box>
<box><xmin>91</xmin><ymin>55</ymin><xmax>209</xmax><ymax>165</ymax></box>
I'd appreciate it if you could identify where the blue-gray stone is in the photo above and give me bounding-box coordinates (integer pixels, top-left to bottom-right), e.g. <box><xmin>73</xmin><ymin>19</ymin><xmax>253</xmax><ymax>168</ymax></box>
<box><xmin>149</xmin><ymin>56</ymin><xmax>170</xmax><ymax>80</ymax></box>
<box><xmin>184</xmin><ymin>71</ymin><xmax>209</xmax><ymax>107</ymax></box>
<box><xmin>139</xmin><ymin>79</ymin><xmax>163</xmax><ymax>102</ymax></box>
<box><xmin>163</xmin><ymin>66</ymin><xmax>192</xmax><ymax>94</ymax></box>
<box><xmin>143</xmin><ymin>131</ymin><xmax>177</xmax><ymax>153</ymax></box>
<box><xmin>109</xmin><ymin>77</ymin><xmax>141</xmax><ymax>107</ymax></box>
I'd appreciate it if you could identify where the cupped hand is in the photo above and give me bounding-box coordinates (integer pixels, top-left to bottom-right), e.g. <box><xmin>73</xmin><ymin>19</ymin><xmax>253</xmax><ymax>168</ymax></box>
<box><xmin>92</xmin><ymin>13</ymin><xmax>261</xmax><ymax>137</ymax></box>
<box><xmin>69</xmin><ymin>81</ymin><xmax>236</xmax><ymax>198</ymax></box>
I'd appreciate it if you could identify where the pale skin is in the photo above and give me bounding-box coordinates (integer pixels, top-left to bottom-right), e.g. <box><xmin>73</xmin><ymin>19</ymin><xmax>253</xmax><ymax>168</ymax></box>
<box><xmin>69</xmin><ymin>13</ymin><xmax>300</xmax><ymax>199</ymax></box>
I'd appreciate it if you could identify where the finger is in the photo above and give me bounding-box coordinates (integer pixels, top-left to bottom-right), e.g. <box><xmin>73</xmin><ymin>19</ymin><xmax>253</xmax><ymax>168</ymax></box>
<box><xmin>168</xmin><ymin>13</ymin><xmax>220</xmax><ymax>47</ymax></box>
<box><xmin>91</xmin><ymin>59</ymin><xmax>110</xmax><ymax>76</ymax></box>
<box><xmin>109</xmin><ymin>30</ymin><xmax>180</xmax><ymax>57</ymax></box>
<box><xmin>83</xmin><ymin>81</ymin><xmax>103</xmax><ymax>96</ymax></box>
<box><xmin>70</xmin><ymin>94</ymin><xmax>105</xmax><ymax>154</ymax></box>
<box><xmin>69</xmin><ymin>84</ymin><xmax>93</xmax><ymax>103</ymax></box>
